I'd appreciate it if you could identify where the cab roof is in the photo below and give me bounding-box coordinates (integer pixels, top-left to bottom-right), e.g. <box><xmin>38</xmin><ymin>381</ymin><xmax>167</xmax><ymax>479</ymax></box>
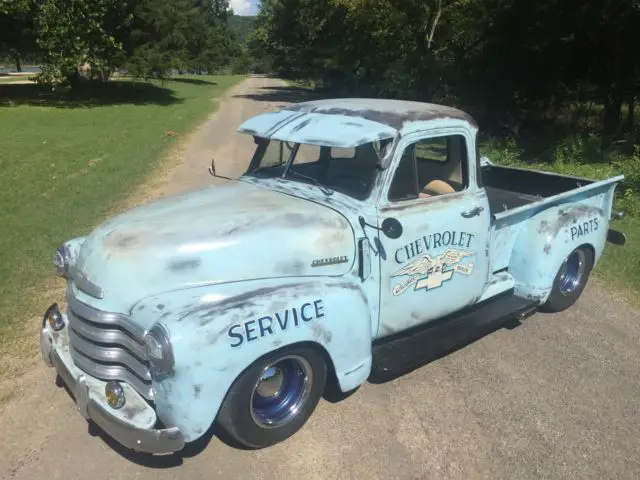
<box><xmin>237</xmin><ymin>98</ymin><xmax>476</xmax><ymax>149</ymax></box>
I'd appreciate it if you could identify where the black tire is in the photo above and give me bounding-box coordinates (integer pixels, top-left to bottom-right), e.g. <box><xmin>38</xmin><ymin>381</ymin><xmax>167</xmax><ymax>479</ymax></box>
<box><xmin>541</xmin><ymin>246</ymin><xmax>594</xmax><ymax>313</ymax></box>
<box><xmin>216</xmin><ymin>345</ymin><xmax>327</xmax><ymax>449</ymax></box>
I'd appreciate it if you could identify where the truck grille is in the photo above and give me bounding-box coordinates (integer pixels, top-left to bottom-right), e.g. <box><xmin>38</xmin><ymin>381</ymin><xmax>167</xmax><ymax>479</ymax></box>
<box><xmin>66</xmin><ymin>290</ymin><xmax>154</xmax><ymax>400</ymax></box>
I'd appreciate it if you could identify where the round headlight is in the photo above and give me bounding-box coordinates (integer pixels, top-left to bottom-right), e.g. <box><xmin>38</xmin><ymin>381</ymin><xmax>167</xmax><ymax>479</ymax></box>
<box><xmin>44</xmin><ymin>303</ymin><xmax>65</xmax><ymax>331</ymax></box>
<box><xmin>144</xmin><ymin>323</ymin><xmax>174</xmax><ymax>374</ymax></box>
<box><xmin>53</xmin><ymin>245</ymin><xmax>71</xmax><ymax>277</ymax></box>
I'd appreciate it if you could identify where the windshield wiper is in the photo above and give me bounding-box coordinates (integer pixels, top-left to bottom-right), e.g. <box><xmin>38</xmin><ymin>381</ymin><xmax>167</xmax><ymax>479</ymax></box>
<box><xmin>250</xmin><ymin>165</ymin><xmax>278</xmax><ymax>174</ymax></box>
<box><xmin>286</xmin><ymin>170</ymin><xmax>334</xmax><ymax>196</ymax></box>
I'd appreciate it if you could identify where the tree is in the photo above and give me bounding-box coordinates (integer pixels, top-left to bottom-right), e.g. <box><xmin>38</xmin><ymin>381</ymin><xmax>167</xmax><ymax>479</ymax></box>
<box><xmin>228</xmin><ymin>14</ymin><xmax>256</xmax><ymax>44</ymax></box>
<box><xmin>3</xmin><ymin>0</ymin><xmax>235</xmax><ymax>86</ymax></box>
<box><xmin>125</xmin><ymin>0</ymin><xmax>232</xmax><ymax>77</ymax></box>
<box><xmin>251</xmin><ymin>0</ymin><xmax>639</xmax><ymax>136</ymax></box>
<box><xmin>0</xmin><ymin>0</ymin><xmax>40</xmax><ymax>72</ymax></box>
<box><xmin>34</xmin><ymin>0</ymin><xmax>133</xmax><ymax>85</ymax></box>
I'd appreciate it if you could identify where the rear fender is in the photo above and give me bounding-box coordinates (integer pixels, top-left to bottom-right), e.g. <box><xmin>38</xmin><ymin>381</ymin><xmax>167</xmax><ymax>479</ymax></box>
<box><xmin>509</xmin><ymin>196</ymin><xmax>610</xmax><ymax>303</ymax></box>
<box><xmin>132</xmin><ymin>278</ymin><xmax>372</xmax><ymax>443</ymax></box>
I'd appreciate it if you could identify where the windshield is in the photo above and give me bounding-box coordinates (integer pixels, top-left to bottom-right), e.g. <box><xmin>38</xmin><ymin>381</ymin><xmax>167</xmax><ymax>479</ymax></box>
<box><xmin>245</xmin><ymin>138</ymin><xmax>391</xmax><ymax>200</ymax></box>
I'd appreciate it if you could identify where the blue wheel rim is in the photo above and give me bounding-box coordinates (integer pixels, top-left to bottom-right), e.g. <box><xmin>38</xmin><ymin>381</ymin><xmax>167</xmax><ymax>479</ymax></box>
<box><xmin>250</xmin><ymin>355</ymin><xmax>312</xmax><ymax>428</ymax></box>
<box><xmin>558</xmin><ymin>250</ymin><xmax>586</xmax><ymax>296</ymax></box>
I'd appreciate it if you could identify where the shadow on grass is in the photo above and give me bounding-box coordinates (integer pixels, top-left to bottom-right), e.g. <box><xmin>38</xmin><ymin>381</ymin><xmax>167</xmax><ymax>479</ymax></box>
<box><xmin>0</xmin><ymin>80</ymin><xmax>182</xmax><ymax>108</ymax></box>
<box><xmin>168</xmin><ymin>77</ymin><xmax>218</xmax><ymax>86</ymax></box>
<box><xmin>233</xmin><ymin>85</ymin><xmax>327</xmax><ymax>104</ymax></box>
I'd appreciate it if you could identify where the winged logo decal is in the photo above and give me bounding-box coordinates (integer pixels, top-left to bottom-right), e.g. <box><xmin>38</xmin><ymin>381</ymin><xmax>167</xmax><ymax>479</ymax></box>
<box><xmin>391</xmin><ymin>249</ymin><xmax>474</xmax><ymax>296</ymax></box>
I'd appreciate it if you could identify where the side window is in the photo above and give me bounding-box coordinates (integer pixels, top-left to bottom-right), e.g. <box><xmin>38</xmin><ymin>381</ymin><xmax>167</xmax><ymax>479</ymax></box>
<box><xmin>261</xmin><ymin>140</ymin><xmax>288</xmax><ymax>168</ymax></box>
<box><xmin>388</xmin><ymin>145</ymin><xmax>418</xmax><ymax>201</ymax></box>
<box><xmin>388</xmin><ymin>134</ymin><xmax>468</xmax><ymax>201</ymax></box>
<box><xmin>331</xmin><ymin>147</ymin><xmax>356</xmax><ymax>159</ymax></box>
<box><xmin>295</xmin><ymin>144</ymin><xmax>321</xmax><ymax>164</ymax></box>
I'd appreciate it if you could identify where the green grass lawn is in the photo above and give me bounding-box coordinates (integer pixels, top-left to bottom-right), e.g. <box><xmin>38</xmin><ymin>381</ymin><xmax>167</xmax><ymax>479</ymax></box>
<box><xmin>595</xmin><ymin>215</ymin><xmax>639</xmax><ymax>300</ymax></box>
<box><xmin>0</xmin><ymin>75</ymin><xmax>243</xmax><ymax>352</ymax></box>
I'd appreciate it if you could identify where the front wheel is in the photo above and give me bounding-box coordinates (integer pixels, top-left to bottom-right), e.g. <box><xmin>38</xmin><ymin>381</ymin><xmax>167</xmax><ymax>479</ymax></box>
<box><xmin>541</xmin><ymin>246</ymin><xmax>594</xmax><ymax>313</ymax></box>
<box><xmin>217</xmin><ymin>345</ymin><xmax>327</xmax><ymax>449</ymax></box>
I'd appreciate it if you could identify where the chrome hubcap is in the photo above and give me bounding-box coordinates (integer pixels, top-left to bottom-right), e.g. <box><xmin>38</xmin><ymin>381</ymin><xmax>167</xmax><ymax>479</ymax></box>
<box><xmin>558</xmin><ymin>250</ymin><xmax>586</xmax><ymax>296</ymax></box>
<box><xmin>255</xmin><ymin>366</ymin><xmax>284</xmax><ymax>398</ymax></box>
<box><xmin>250</xmin><ymin>355</ymin><xmax>312</xmax><ymax>429</ymax></box>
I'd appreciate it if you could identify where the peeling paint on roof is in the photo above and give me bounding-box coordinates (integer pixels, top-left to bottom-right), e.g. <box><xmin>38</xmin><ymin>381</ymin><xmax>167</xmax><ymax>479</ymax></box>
<box><xmin>237</xmin><ymin>98</ymin><xmax>477</xmax><ymax>147</ymax></box>
<box><xmin>287</xmin><ymin>98</ymin><xmax>477</xmax><ymax>129</ymax></box>
<box><xmin>238</xmin><ymin>109</ymin><xmax>397</xmax><ymax>148</ymax></box>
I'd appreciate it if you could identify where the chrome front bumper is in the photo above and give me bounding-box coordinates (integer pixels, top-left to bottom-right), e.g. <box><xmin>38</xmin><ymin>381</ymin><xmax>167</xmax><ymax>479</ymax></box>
<box><xmin>40</xmin><ymin>307</ymin><xmax>185</xmax><ymax>455</ymax></box>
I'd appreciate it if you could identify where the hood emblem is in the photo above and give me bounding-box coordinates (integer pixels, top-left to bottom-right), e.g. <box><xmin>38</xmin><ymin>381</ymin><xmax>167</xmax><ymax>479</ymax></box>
<box><xmin>311</xmin><ymin>256</ymin><xmax>349</xmax><ymax>267</ymax></box>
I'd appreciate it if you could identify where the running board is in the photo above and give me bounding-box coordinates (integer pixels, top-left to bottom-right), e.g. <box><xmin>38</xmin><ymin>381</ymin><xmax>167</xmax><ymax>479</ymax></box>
<box><xmin>371</xmin><ymin>292</ymin><xmax>538</xmax><ymax>382</ymax></box>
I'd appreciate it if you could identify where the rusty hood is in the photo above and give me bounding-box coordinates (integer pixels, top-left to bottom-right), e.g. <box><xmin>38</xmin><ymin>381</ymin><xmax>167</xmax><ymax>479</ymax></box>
<box><xmin>72</xmin><ymin>180</ymin><xmax>355</xmax><ymax>312</ymax></box>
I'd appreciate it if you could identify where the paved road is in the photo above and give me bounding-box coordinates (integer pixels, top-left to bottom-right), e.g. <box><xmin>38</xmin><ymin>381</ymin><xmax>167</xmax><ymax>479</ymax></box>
<box><xmin>3</xmin><ymin>76</ymin><xmax>640</xmax><ymax>480</ymax></box>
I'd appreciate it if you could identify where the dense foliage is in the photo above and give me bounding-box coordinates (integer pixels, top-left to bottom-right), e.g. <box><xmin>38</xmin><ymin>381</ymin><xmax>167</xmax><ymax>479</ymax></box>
<box><xmin>0</xmin><ymin>0</ymin><xmax>39</xmax><ymax>71</ymax></box>
<box><xmin>248</xmin><ymin>0</ymin><xmax>640</xmax><ymax>218</ymax></box>
<box><xmin>228</xmin><ymin>14</ymin><xmax>255</xmax><ymax>44</ymax></box>
<box><xmin>249</xmin><ymin>0</ymin><xmax>640</xmax><ymax>137</ymax></box>
<box><xmin>0</xmin><ymin>0</ymin><xmax>236</xmax><ymax>82</ymax></box>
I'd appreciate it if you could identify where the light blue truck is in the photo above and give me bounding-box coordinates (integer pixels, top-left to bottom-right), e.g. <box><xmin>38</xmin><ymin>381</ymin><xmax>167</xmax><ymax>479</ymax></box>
<box><xmin>40</xmin><ymin>99</ymin><xmax>626</xmax><ymax>454</ymax></box>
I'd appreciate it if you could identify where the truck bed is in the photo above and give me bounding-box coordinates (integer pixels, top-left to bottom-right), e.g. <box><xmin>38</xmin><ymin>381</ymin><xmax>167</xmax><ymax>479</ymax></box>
<box><xmin>484</xmin><ymin>163</ymin><xmax>623</xmax><ymax>274</ymax></box>
<box><xmin>482</xmin><ymin>164</ymin><xmax>595</xmax><ymax>216</ymax></box>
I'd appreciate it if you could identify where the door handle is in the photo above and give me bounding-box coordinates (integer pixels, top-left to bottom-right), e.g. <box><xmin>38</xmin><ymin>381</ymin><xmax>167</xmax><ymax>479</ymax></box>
<box><xmin>461</xmin><ymin>206</ymin><xmax>484</xmax><ymax>218</ymax></box>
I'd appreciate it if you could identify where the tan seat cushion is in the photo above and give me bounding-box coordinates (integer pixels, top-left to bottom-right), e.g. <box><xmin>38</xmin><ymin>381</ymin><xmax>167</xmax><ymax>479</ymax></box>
<box><xmin>421</xmin><ymin>179</ymin><xmax>456</xmax><ymax>197</ymax></box>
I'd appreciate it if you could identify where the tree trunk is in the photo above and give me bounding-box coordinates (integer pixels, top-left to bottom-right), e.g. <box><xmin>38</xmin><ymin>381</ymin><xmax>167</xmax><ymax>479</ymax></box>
<box><xmin>426</xmin><ymin>0</ymin><xmax>443</xmax><ymax>50</ymax></box>
<box><xmin>604</xmin><ymin>94</ymin><xmax>622</xmax><ymax>135</ymax></box>
<box><xmin>624</xmin><ymin>93</ymin><xmax>634</xmax><ymax>131</ymax></box>
<box><xmin>98</xmin><ymin>68</ymin><xmax>112</xmax><ymax>82</ymax></box>
<box><xmin>603</xmin><ymin>27</ymin><xmax>623</xmax><ymax>135</ymax></box>
<box><xmin>15</xmin><ymin>56</ymin><xmax>22</xmax><ymax>73</ymax></box>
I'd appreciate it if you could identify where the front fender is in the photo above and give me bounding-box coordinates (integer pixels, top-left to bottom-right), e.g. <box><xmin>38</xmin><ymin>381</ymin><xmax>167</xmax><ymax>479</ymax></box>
<box><xmin>132</xmin><ymin>277</ymin><xmax>372</xmax><ymax>443</ymax></box>
<box><xmin>509</xmin><ymin>200</ymin><xmax>609</xmax><ymax>303</ymax></box>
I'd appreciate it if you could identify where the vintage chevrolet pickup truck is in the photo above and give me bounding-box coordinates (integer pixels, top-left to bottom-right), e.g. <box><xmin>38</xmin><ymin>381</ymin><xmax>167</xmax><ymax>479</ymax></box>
<box><xmin>40</xmin><ymin>99</ymin><xmax>626</xmax><ymax>455</ymax></box>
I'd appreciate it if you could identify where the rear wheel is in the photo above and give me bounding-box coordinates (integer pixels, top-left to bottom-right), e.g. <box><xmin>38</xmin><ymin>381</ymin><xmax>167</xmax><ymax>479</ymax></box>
<box><xmin>541</xmin><ymin>247</ymin><xmax>594</xmax><ymax>313</ymax></box>
<box><xmin>217</xmin><ymin>345</ymin><xmax>327</xmax><ymax>449</ymax></box>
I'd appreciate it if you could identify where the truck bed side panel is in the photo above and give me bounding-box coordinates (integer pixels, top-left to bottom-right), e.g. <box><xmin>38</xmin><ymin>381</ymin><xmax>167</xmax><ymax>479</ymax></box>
<box><xmin>489</xmin><ymin>176</ymin><xmax>621</xmax><ymax>302</ymax></box>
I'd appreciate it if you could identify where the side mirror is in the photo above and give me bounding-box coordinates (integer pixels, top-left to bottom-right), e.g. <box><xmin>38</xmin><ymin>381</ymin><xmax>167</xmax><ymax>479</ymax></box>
<box><xmin>358</xmin><ymin>216</ymin><xmax>403</xmax><ymax>240</ymax></box>
<box><xmin>381</xmin><ymin>218</ymin><xmax>403</xmax><ymax>239</ymax></box>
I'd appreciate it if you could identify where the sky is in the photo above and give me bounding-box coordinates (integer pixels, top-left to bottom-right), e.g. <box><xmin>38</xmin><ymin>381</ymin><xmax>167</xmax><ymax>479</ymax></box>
<box><xmin>229</xmin><ymin>0</ymin><xmax>259</xmax><ymax>15</ymax></box>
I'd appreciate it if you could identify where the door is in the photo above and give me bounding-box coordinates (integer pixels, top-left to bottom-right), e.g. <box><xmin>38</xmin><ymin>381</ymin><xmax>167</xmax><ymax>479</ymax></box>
<box><xmin>375</xmin><ymin>129</ymin><xmax>491</xmax><ymax>339</ymax></box>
